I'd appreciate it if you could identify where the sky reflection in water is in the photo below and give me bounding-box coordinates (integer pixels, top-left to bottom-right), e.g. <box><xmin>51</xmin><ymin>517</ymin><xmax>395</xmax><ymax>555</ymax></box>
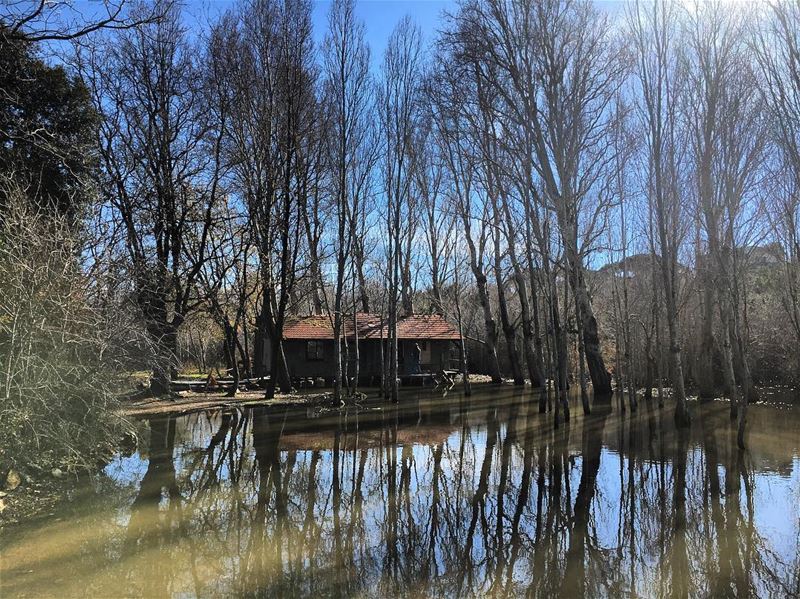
<box><xmin>2</xmin><ymin>387</ymin><xmax>799</xmax><ymax>598</ymax></box>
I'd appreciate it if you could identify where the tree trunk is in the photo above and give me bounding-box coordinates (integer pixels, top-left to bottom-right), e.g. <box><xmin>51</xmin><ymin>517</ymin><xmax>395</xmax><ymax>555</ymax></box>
<box><xmin>351</xmin><ymin>304</ymin><xmax>360</xmax><ymax>396</ymax></box>
<box><xmin>697</xmin><ymin>260</ymin><xmax>717</xmax><ymax>398</ymax></box>
<box><xmin>149</xmin><ymin>324</ymin><xmax>177</xmax><ymax>395</ymax></box>
<box><xmin>473</xmin><ymin>270</ymin><xmax>502</xmax><ymax>384</ymax></box>
<box><xmin>334</xmin><ymin>312</ymin><xmax>343</xmax><ymax>403</ymax></box>
<box><xmin>666</xmin><ymin>296</ymin><xmax>690</xmax><ymax>426</ymax></box>
<box><xmin>576</xmin><ymin>286</ymin><xmax>612</xmax><ymax>396</ymax></box>
<box><xmin>252</xmin><ymin>293</ymin><xmax>270</xmax><ymax>377</ymax></box>
<box><xmin>729</xmin><ymin>317</ymin><xmax>758</xmax><ymax>405</ymax></box>
<box><xmin>574</xmin><ymin>293</ymin><xmax>591</xmax><ymax>416</ymax></box>
<box><xmin>494</xmin><ymin>258</ymin><xmax>524</xmax><ymax>386</ymax></box>
<box><xmin>497</xmin><ymin>188</ymin><xmax>545</xmax><ymax>388</ymax></box>
<box><xmin>354</xmin><ymin>238</ymin><xmax>370</xmax><ymax>313</ymax></box>
<box><xmin>455</xmin><ymin>289</ymin><xmax>471</xmax><ymax>397</ymax></box>
<box><xmin>224</xmin><ymin>322</ymin><xmax>239</xmax><ymax>398</ymax></box>
<box><xmin>719</xmin><ymin>309</ymin><xmax>739</xmax><ymax>421</ymax></box>
<box><xmin>644</xmin><ymin>330</ymin><xmax>655</xmax><ymax>402</ymax></box>
<box><xmin>561</xmin><ymin>226</ymin><xmax>612</xmax><ymax>395</ymax></box>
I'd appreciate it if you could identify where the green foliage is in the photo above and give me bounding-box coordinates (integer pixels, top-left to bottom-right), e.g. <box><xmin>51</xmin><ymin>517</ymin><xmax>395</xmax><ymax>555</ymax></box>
<box><xmin>0</xmin><ymin>27</ymin><xmax>98</xmax><ymax>220</ymax></box>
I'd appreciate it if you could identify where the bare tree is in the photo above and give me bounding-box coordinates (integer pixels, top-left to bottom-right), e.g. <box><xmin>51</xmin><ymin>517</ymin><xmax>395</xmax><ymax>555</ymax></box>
<box><xmin>214</xmin><ymin>1</ymin><xmax>281</xmax><ymax>381</ymax></box>
<box><xmin>79</xmin><ymin>1</ymin><xmax>221</xmax><ymax>393</ymax></box>
<box><xmin>448</xmin><ymin>234</ymin><xmax>473</xmax><ymax>395</ymax></box>
<box><xmin>456</xmin><ymin>0</ymin><xmax>618</xmax><ymax>395</ymax></box>
<box><xmin>1</xmin><ymin>0</ymin><xmax>159</xmax><ymax>43</ymax></box>
<box><xmin>261</xmin><ymin>0</ymin><xmax>317</xmax><ymax>398</ymax></box>
<box><xmin>379</xmin><ymin>16</ymin><xmax>423</xmax><ymax>401</ymax></box>
<box><xmin>753</xmin><ymin>1</ymin><xmax>800</xmax><ymax>376</ymax></box>
<box><xmin>215</xmin><ymin>0</ymin><xmax>318</xmax><ymax>398</ymax></box>
<box><xmin>427</xmin><ymin>52</ymin><xmax>503</xmax><ymax>384</ymax></box>
<box><xmin>322</xmin><ymin>0</ymin><xmax>376</xmax><ymax>402</ymax></box>
<box><xmin>195</xmin><ymin>199</ymin><xmax>257</xmax><ymax>397</ymax></box>
<box><xmin>413</xmin><ymin>110</ymin><xmax>451</xmax><ymax>315</ymax></box>
<box><xmin>627</xmin><ymin>0</ymin><xmax>691</xmax><ymax>425</ymax></box>
<box><xmin>683</xmin><ymin>0</ymin><xmax>765</xmax><ymax>446</ymax></box>
<box><xmin>490</xmin><ymin>188</ymin><xmax>525</xmax><ymax>386</ymax></box>
<box><xmin>611</xmin><ymin>99</ymin><xmax>639</xmax><ymax>411</ymax></box>
<box><xmin>471</xmin><ymin>56</ymin><xmax>545</xmax><ymax>388</ymax></box>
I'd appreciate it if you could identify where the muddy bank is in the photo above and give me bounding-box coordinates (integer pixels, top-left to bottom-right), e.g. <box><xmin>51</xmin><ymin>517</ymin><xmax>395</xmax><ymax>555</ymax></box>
<box><xmin>118</xmin><ymin>376</ymin><xmax>497</xmax><ymax>417</ymax></box>
<box><xmin>118</xmin><ymin>389</ymin><xmax>339</xmax><ymax>417</ymax></box>
<box><xmin>0</xmin><ymin>467</ymin><xmax>82</xmax><ymax>532</ymax></box>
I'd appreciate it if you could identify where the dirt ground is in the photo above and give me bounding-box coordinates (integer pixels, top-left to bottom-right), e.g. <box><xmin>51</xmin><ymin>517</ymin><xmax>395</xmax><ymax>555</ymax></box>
<box><xmin>119</xmin><ymin>389</ymin><xmax>334</xmax><ymax>417</ymax></box>
<box><xmin>119</xmin><ymin>373</ymin><xmax>493</xmax><ymax>417</ymax></box>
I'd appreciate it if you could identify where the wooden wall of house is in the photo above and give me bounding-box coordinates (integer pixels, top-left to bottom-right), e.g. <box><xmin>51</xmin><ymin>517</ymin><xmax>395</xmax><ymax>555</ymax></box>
<box><xmin>282</xmin><ymin>339</ymin><xmax>386</xmax><ymax>380</ymax></box>
<box><xmin>277</xmin><ymin>338</ymin><xmax>458</xmax><ymax>382</ymax></box>
<box><xmin>282</xmin><ymin>340</ymin><xmax>335</xmax><ymax>379</ymax></box>
<box><xmin>398</xmin><ymin>340</ymin><xmax>456</xmax><ymax>375</ymax></box>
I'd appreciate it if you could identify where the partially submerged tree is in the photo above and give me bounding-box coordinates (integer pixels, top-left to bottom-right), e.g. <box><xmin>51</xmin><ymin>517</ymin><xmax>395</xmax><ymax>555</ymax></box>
<box><xmin>451</xmin><ymin>0</ymin><xmax>618</xmax><ymax>395</ymax></box>
<box><xmin>427</xmin><ymin>52</ymin><xmax>503</xmax><ymax>384</ymax></box>
<box><xmin>753</xmin><ymin>1</ymin><xmax>800</xmax><ymax>379</ymax></box>
<box><xmin>683</xmin><ymin>0</ymin><xmax>765</xmax><ymax>446</ymax></box>
<box><xmin>627</xmin><ymin>0</ymin><xmax>691</xmax><ymax>425</ymax></box>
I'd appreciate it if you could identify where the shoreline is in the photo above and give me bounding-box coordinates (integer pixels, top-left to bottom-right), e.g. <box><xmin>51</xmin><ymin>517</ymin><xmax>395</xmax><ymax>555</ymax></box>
<box><xmin>0</xmin><ymin>468</ymin><xmax>82</xmax><ymax>533</ymax></box>
<box><xmin>118</xmin><ymin>375</ymin><xmax>499</xmax><ymax>417</ymax></box>
<box><xmin>118</xmin><ymin>389</ymin><xmax>336</xmax><ymax>417</ymax></box>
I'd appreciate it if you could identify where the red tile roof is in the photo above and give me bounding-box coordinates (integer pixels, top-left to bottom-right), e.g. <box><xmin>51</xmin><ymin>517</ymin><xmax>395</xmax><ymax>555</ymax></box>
<box><xmin>281</xmin><ymin>313</ymin><xmax>460</xmax><ymax>341</ymax></box>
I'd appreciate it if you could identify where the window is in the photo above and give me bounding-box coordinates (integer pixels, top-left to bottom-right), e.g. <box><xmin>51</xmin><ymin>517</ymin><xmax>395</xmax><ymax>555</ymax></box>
<box><xmin>306</xmin><ymin>340</ymin><xmax>324</xmax><ymax>361</ymax></box>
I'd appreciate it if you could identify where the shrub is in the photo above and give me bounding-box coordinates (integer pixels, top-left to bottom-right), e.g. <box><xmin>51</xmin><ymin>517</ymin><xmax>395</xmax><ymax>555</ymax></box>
<box><xmin>0</xmin><ymin>197</ymin><xmax>134</xmax><ymax>475</ymax></box>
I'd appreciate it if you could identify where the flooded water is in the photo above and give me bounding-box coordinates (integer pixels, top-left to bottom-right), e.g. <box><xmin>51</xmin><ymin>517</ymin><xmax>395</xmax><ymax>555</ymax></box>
<box><xmin>1</xmin><ymin>387</ymin><xmax>799</xmax><ymax>598</ymax></box>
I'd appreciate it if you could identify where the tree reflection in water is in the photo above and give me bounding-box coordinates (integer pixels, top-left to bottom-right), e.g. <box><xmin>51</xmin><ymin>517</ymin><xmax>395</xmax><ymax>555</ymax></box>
<box><xmin>2</xmin><ymin>389</ymin><xmax>799</xmax><ymax>598</ymax></box>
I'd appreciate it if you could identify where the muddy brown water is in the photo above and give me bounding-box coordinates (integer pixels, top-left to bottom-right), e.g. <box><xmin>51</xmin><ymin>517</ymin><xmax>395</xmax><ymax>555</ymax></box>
<box><xmin>1</xmin><ymin>386</ymin><xmax>799</xmax><ymax>598</ymax></box>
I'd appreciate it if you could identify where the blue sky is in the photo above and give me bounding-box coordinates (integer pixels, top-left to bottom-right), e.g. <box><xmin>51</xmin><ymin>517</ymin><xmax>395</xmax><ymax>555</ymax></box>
<box><xmin>182</xmin><ymin>0</ymin><xmax>626</xmax><ymax>69</ymax></box>
<box><xmin>312</xmin><ymin>0</ymin><xmax>454</xmax><ymax>61</ymax></box>
<box><xmin>59</xmin><ymin>0</ymin><xmax>625</xmax><ymax>69</ymax></box>
<box><xmin>184</xmin><ymin>0</ymin><xmax>454</xmax><ymax>68</ymax></box>
<box><xmin>310</xmin><ymin>0</ymin><xmax>625</xmax><ymax>62</ymax></box>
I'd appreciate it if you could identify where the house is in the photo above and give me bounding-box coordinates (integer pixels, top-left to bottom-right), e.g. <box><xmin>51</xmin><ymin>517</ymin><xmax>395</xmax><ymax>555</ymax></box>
<box><xmin>265</xmin><ymin>313</ymin><xmax>462</xmax><ymax>385</ymax></box>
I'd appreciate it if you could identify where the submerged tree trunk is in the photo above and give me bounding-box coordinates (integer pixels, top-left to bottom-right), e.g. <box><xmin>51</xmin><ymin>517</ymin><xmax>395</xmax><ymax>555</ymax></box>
<box><xmin>697</xmin><ymin>259</ymin><xmax>717</xmax><ymax>398</ymax></box>
<box><xmin>493</xmin><ymin>226</ymin><xmax>524</xmax><ymax>386</ymax></box>
<box><xmin>666</xmin><ymin>287</ymin><xmax>691</xmax><ymax>426</ymax></box>
<box><xmin>352</xmin><ymin>296</ymin><xmax>360</xmax><ymax>396</ymax></box>
<box><xmin>574</xmin><ymin>293</ymin><xmax>591</xmax><ymax>416</ymax></box>
<box><xmin>563</xmin><ymin>239</ymin><xmax>612</xmax><ymax>395</ymax></box>
<box><xmin>498</xmin><ymin>192</ymin><xmax>545</xmax><ymax>388</ymax></box>
<box><xmin>557</xmin><ymin>266</ymin><xmax>571</xmax><ymax>425</ymax></box>
<box><xmin>470</xmin><ymin>259</ymin><xmax>502</xmax><ymax>384</ymax></box>
<box><xmin>455</xmin><ymin>280</ymin><xmax>471</xmax><ymax>397</ymax></box>
<box><xmin>643</xmin><ymin>323</ymin><xmax>655</xmax><ymax>403</ymax></box>
<box><xmin>654</xmin><ymin>295</ymin><xmax>666</xmax><ymax>410</ymax></box>
<box><xmin>496</xmin><ymin>284</ymin><xmax>524</xmax><ymax>386</ymax></box>
<box><xmin>620</xmin><ymin>201</ymin><xmax>637</xmax><ymax>413</ymax></box>
<box><xmin>729</xmin><ymin>316</ymin><xmax>758</xmax><ymax>406</ymax></box>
